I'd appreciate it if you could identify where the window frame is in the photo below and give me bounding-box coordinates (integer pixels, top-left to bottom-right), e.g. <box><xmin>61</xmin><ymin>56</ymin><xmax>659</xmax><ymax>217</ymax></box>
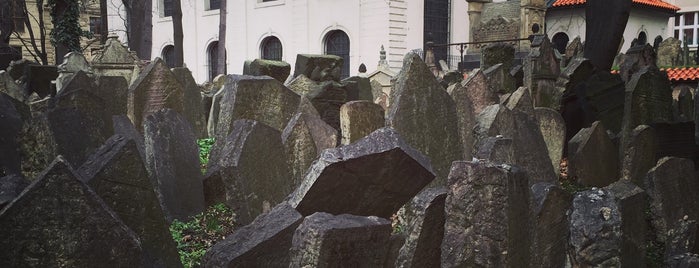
<box><xmin>261</xmin><ymin>36</ymin><xmax>283</xmax><ymax>61</ymax></box>
<box><xmin>674</xmin><ymin>11</ymin><xmax>699</xmax><ymax>48</ymax></box>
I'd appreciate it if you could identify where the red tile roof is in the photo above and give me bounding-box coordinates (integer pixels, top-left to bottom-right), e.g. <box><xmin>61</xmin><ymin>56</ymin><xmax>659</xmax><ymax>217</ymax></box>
<box><xmin>610</xmin><ymin>67</ymin><xmax>699</xmax><ymax>81</ymax></box>
<box><xmin>552</xmin><ymin>0</ymin><xmax>680</xmax><ymax>11</ymax></box>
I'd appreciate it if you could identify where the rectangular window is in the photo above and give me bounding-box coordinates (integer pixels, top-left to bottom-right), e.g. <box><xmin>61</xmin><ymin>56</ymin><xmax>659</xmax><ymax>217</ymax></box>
<box><xmin>12</xmin><ymin>0</ymin><xmax>25</xmax><ymax>33</ymax></box>
<box><xmin>674</xmin><ymin>11</ymin><xmax>699</xmax><ymax>47</ymax></box>
<box><xmin>89</xmin><ymin>17</ymin><xmax>102</xmax><ymax>35</ymax></box>
<box><xmin>163</xmin><ymin>0</ymin><xmax>173</xmax><ymax>17</ymax></box>
<box><xmin>209</xmin><ymin>0</ymin><xmax>221</xmax><ymax>10</ymax></box>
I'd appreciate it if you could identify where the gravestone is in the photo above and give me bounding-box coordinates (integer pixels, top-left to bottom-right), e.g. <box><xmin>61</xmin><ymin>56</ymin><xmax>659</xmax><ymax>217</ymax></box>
<box><xmin>342</xmin><ymin>75</ymin><xmax>374</xmax><ymax>101</ymax></box>
<box><xmin>0</xmin><ymin>157</ymin><xmax>144</xmax><ymax>267</ymax></box>
<box><xmin>78</xmin><ymin>135</ymin><xmax>182</xmax><ymax>268</ymax></box>
<box><xmin>289</xmin><ymin>212</ymin><xmax>391</xmax><ymax>267</ymax></box>
<box><xmin>172</xmin><ymin>67</ymin><xmax>206</xmax><ymax>138</ymax></box>
<box><xmin>305</xmin><ymin>80</ymin><xmax>347</xmax><ymax>131</ymax></box>
<box><xmin>91</xmin><ymin>35</ymin><xmax>141</xmax><ymax>85</ymax></box>
<box><xmin>449</xmin><ymin>68</ymin><xmax>498</xmax><ymax>116</ymax></box>
<box><xmin>473</xmin><ymin>105</ymin><xmax>516</xmax><ymax>155</ymax></box>
<box><xmin>534</xmin><ymin>107</ymin><xmax>565</xmax><ymax>172</ymax></box>
<box><xmin>243</xmin><ymin>58</ymin><xmax>291</xmax><ymax>83</ymax></box>
<box><xmin>127</xmin><ymin>58</ymin><xmax>184</xmax><ymax>132</ymax></box>
<box><xmin>207</xmin><ymin>85</ymin><xmax>225</xmax><ymax>137</ymax></box>
<box><xmin>620</xmin><ymin>66</ymin><xmax>673</xmax><ymax>154</ymax></box>
<box><xmin>293</xmin><ymin>54</ymin><xmax>343</xmax><ymax>82</ymax></box>
<box><xmin>339</xmin><ymin>100</ymin><xmax>385</xmax><ymax>145</ymax></box>
<box><xmin>524</xmin><ymin>35</ymin><xmax>561</xmax><ymax>108</ymax></box>
<box><xmin>568</xmin><ymin>121</ymin><xmax>619</xmax><ymax>187</ymax></box>
<box><xmin>48</xmin><ymin>71</ymin><xmax>113</xmax><ymax>167</ymax></box>
<box><xmin>96</xmin><ymin>75</ymin><xmax>129</xmax><ymax>116</ymax></box>
<box><xmin>665</xmin><ymin>218</ymin><xmax>698</xmax><ymax>262</ymax></box>
<box><xmin>203</xmin><ymin>202</ymin><xmax>303</xmax><ymax>267</ymax></box>
<box><xmin>215</xmin><ymin>75</ymin><xmax>300</xmax><ymax>139</ymax></box>
<box><xmin>0</xmin><ymin>174</ymin><xmax>28</xmax><ymax>208</ymax></box>
<box><xmin>569</xmin><ymin>180</ymin><xmax>646</xmax><ymax>267</ymax></box>
<box><xmin>645</xmin><ymin>157</ymin><xmax>699</xmax><ymax>243</ymax></box>
<box><xmin>143</xmin><ymin>109</ymin><xmax>204</xmax><ymax>222</ymax></box>
<box><xmin>621</xmin><ymin>125</ymin><xmax>656</xmax><ymax>186</ymax></box>
<box><xmin>481</xmin><ymin>43</ymin><xmax>516</xmax><ymax>93</ymax></box>
<box><xmin>676</xmin><ymin>87</ymin><xmax>693</xmax><ymax>122</ymax></box>
<box><xmin>112</xmin><ymin>115</ymin><xmax>145</xmax><ymax>156</ymax></box>
<box><xmin>529</xmin><ymin>183</ymin><xmax>572</xmax><ymax>268</ymax></box>
<box><xmin>0</xmin><ymin>70</ymin><xmax>26</xmax><ymax>103</ymax></box>
<box><xmin>581</xmin><ymin>71</ymin><xmax>626</xmax><ymax>134</ymax></box>
<box><xmin>396</xmin><ymin>187</ymin><xmax>447</xmax><ymax>268</ymax></box>
<box><xmin>288</xmin><ymin>127</ymin><xmax>435</xmax><ymax>218</ymax></box>
<box><xmin>204</xmin><ymin>119</ymin><xmax>291</xmax><ymax>225</ymax></box>
<box><xmin>475</xmin><ymin>136</ymin><xmax>514</xmax><ymax>164</ymax></box>
<box><xmin>556</xmin><ymin>57</ymin><xmax>595</xmax><ymax>107</ymax></box>
<box><xmin>565</xmin><ymin>36</ymin><xmax>584</xmax><ymax>63</ymax></box>
<box><xmin>18</xmin><ymin>98</ymin><xmax>57</xmax><ymax>179</ymax></box>
<box><xmin>619</xmin><ymin>44</ymin><xmax>657</xmax><ymax>83</ymax></box>
<box><xmin>441</xmin><ymin>160</ymin><xmax>530</xmax><ymax>268</ymax></box>
<box><xmin>657</xmin><ymin>37</ymin><xmax>682</xmax><ymax>67</ymax></box>
<box><xmin>56</xmin><ymin>52</ymin><xmax>92</xmax><ymax>92</ymax></box>
<box><xmin>282</xmin><ymin>97</ymin><xmax>338</xmax><ymax>187</ymax></box>
<box><xmin>0</xmin><ymin>92</ymin><xmax>22</xmax><ymax>176</ymax></box>
<box><xmin>27</xmin><ymin>64</ymin><xmax>58</xmax><ymax>98</ymax></box>
<box><xmin>505</xmin><ymin>87</ymin><xmax>535</xmax><ymax>115</ymax></box>
<box><xmin>386</xmin><ymin>52</ymin><xmax>462</xmax><ymax>185</ymax></box>
<box><xmin>482</xmin><ymin>63</ymin><xmax>508</xmax><ymax>94</ymax></box>
<box><xmin>286</xmin><ymin>74</ymin><xmax>315</xmax><ymax>97</ymax></box>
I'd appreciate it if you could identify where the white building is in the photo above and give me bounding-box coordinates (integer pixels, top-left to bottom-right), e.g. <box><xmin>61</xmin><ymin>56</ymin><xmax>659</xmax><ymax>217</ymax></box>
<box><xmin>546</xmin><ymin>0</ymin><xmax>680</xmax><ymax>54</ymax></box>
<box><xmin>108</xmin><ymin>0</ymin><xmax>469</xmax><ymax>84</ymax></box>
<box><xmin>667</xmin><ymin>0</ymin><xmax>699</xmax><ymax>51</ymax></box>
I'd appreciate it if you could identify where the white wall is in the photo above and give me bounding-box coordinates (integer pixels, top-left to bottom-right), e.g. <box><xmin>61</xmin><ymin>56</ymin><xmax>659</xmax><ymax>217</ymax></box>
<box><xmin>106</xmin><ymin>0</ymin><xmax>129</xmax><ymax>44</ymax></box>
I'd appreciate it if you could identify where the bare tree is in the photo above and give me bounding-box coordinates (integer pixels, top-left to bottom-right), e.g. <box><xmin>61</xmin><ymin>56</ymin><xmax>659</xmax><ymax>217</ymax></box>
<box><xmin>99</xmin><ymin>0</ymin><xmax>107</xmax><ymax>44</ymax></box>
<box><xmin>216</xmin><ymin>0</ymin><xmax>226</xmax><ymax>75</ymax></box>
<box><xmin>172</xmin><ymin>0</ymin><xmax>183</xmax><ymax>67</ymax></box>
<box><xmin>11</xmin><ymin>0</ymin><xmax>49</xmax><ymax>65</ymax></box>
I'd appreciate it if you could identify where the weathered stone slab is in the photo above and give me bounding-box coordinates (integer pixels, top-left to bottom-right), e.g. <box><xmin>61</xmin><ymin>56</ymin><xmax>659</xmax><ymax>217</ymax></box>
<box><xmin>475</xmin><ymin>136</ymin><xmax>514</xmax><ymax>164</ymax></box>
<box><xmin>204</xmin><ymin>119</ymin><xmax>291</xmax><ymax>225</ymax></box>
<box><xmin>621</xmin><ymin>125</ymin><xmax>656</xmax><ymax>186</ymax></box>
<box><xmin>387</xmin><ymin>52</ymin><xmax>462</xmax><ymax>185</ymax></box>
<box><xmin>565</xmin><ymin>36</ymin><xmax>584</xmax><ymax>63</ymax></box>
<box><xmin>306</xmin><ymin>80</ymin><xmax>348</xmax><ymax>131</ymax></box>
<box><xmin>282</xmin><ymin>98</ymin><xmax>338</xmax><ymax>187</ymax></box>
<box><xmin>454</xmin><ymin>68</ymin><xmax>499</xmax><ymax>115</ymax></box>
<box><xmin>0</xmin><ymin>70</ymin><xmax>26</xmax><ymax>103</ymax></box>
<box><xmin>341</xmin><ymin>76</ymin><xmax>374</xmax><ymax>101</ymax></box>
<box><xmin>215</xmin><ymin>75</ymin><xmax>301</xmax><ymax>139</ymax></box>
<box><xmin>621</xmin><ymin>66</ymin><xmax>673</xmax><ymax>153</ymax></box>
<box><xmin>505</xmin><ymin>86</ymin><xmax>535</xmax><ymax>115</ymax></box>
<box><xmin>48</xmin><ymin>71</ymin><xmax>113</xmax><ymax>167</ymax></box>
<box><xmin>569</xmin><ymin>180</ymin><xmax>646</xmax><ymax>267</ymax></box>
<box><xmin>665</xmin><ymin>218</ymin><xmax>698</xmax><ymax>262</ymax></box>
<box><xmin>289</xmin><ymin>212</ymin><xmax>391</xmax><ymax>267</ymax></box>
<box><xmin>524</xmin><ymin>35</ymin><xmax>561</xmax><ymax>108</ymax></box>
<box><xmin>581</xmin><ymin>71</ymin><xmax>626</xmax><ymax>134</ymax></box>
<box><xmin>556</xmin><ymin>57</ymin><xmax>595</xmax><ymax>105</ymax></box>
<box><xmin>568</xmin><ymin>121</ymin><xmax>619</xmax><ymax>187</ymax></box>
<box><xmin>0</xmin><ymin>174</ymin><xmax>28</xmax><ymax>208</ymax></box>
<box><xmin>207</xmin><ymin>85</ymin><xmax>225</xmax><ymax>137</ymax></box>
<box><xmin>56</xmin><ymin>52</ymin><xmax>92</xmax><ymax>92</ymax></box>
<box><xmin>0</xmin><ymin>157</ymin><xmax>143</xmax><ymax>267</ymax></box>
<box><xmin>96</xmin><ymin>75</ymin><xmax>129</xmax><ymax>116</ymax></box>
<box><xmin>288</xmin><ymin>127</ymin><xmax>435</xmax><ymax>218</ymax></box>
<box><xmin>339</xmin><ymin>100</ymin><xmax>384</xmax><ymax>145</ymax></box>
<box><xmin>396</xmin><ymin>187</ymin><xmax>447</xmax><ymax>268</ymax></box>
<box><xmin>27</xmin><ymin>64</ymin><xmax>58</xmax><ymax>98</ymax></box>
<box><xmin>112</xmin><ymin>115</ymin><xmax>145</xmax><ymax>156</ymax></box>
<box><xmin>474</xmin><ymin>104</ymin><xmax>516</xmax><ymax>149</ymax></box>
<box><xmin>676</xmin><ymin>87</ymin><xmax>694</xmax><ymax>122</ymax></box>
<box><xmin>286</xmin><ymin>74</ymin><xmax>315</xmax><ymax>97</ymax></box>
<box><xmin>481</xmin><ymin>43</ymin><xmax>516</xmax><ymax>93</ymax></box>
<box><xmin>645</xmin><ymin>157</ymin><xmax>699</xmax><ymax>243</ymax></box>
<box><xmin>0</xmin><ymin>92</ymin><xmax>23</xmax><ymax>176</ymax></box>
<box><xmin>78</xmin><ymin>135</ymin><xmax>181</xmax><ymax>268</ymax></box>
<box><xmin>529</xmin><ymin>183</ymin><xmax>572</xmax><ymax>268</ymax></box>
<box><xmin>441</xmin><ymin>160</ymin><xmax>530</xmax><ymax>268</ymax></box>
<box><xmin>127</xmin><ymin>58</ymin><xmax>184</xmax><ymax>132</ymax></box>
<box><xmin>18</xmin><ymin>98</ymin><xmax>57</xmax><ymax>179</ymax></box>
<box><xmin>243</xmin><ymin>59</ymin><xmax>292</xmax><ymax>83</ymax></box>
<box><xmin>203</xmin><ymin>202</ymin><xmax>303</xmax><ymax>268</ymax></box>
<box><xmin>535</xmin><ymin>107</ymin><xmax>565</xmax><ymax>172</ymax></box>
<box><xmin>144</xmin><ymin>109</ymin><xmax>204</xmax><ymax>222</ymax></box>
<box><xmin>619</xmin><ymin>44</ymin><xmax>657</xmax><ymax>83</ymax></box>
<box><xmin>172</xmin><ymin>67</ymin><xmax>206</xmax><ymax>138</ymax></box>
<box><xmin>657</xmin><ymin>37</ymin><xmax>682</xmax><ymax>67</ymax></box>
<box><xmin>293</xmin><ymin>54</ymin><xmax>343</xmax><ymax>82</ymax></box>
<box><xmin>91</xmin><ymin>36</ymin><xmax>140</xmax><ymax>86</ymax></box>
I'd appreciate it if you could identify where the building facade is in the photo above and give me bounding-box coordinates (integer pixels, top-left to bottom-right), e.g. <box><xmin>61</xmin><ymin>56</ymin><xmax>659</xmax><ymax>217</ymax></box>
<box><xmin>667</xmin><ymin>0</ymin><xmax>699</xmax><ymax>53</ymax></box>
<box><xmin>106</xmin><ymin>0</ymin><xmax>469</xmax><ymax>84</ymax></box>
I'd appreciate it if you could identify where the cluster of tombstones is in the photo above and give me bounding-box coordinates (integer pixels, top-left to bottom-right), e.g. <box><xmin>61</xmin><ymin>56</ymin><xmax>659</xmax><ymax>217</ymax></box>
<box><xmin>1</xmin><ymin>33</ymin><xmax>699</xmax><ymax>267</ymax></box>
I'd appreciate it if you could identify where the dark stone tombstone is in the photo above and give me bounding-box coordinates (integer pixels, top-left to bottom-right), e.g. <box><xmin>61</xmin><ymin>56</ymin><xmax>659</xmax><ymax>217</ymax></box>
<box><xmin>288</xmin><ymin>127</ymin><xmax>435</xmax><ymax>218</ymax></box>
<box><xmin>339</xmin><ymin>100</ymin><xmax>385</xmax><ymax>145</ymax></box>
<box><xmin>78</xmin><ymin>135</ymin><xmax>182</xmax><ymax>268</ymax></box>
<box><xmin>568</xmin><ymin>121</ymin><xmax>618</xmax><ymax>187</ymax></box>
<box><xmin>172</xmin><ymin>67</ymin><xmax>206</xmax><ymax>138</ymax></box>
<box><xmin>48</xmin><ymin>71</ymin><xmax>113</xmax><ymax>167</ymax></box>
<box><xmin>396</xmin><ymin>187</ymin><xmax>447</xmax><ymax>268</ymax></box>
<box><xmin>341</xmin><ymin>75</ymin><xmax>373</xmax><ymax>101</ymax></box>
<box><xmin>127</xmin><ymin>58</ymin><xmax>185</xmax><ymax>132</ymax></box>
<box><xmin>243</xmin><ymin>58</ymin><xmax>292</xmax><ymax>83</ymax></box>
<box><xmin>0</xmin><ymin>92</ymin><xmax>22</xmax><ymax>176</ymax></box>
<box><xmin>524</xmin><ymin>35</ymin><xmax>561</xmax><ymax>108</ymax></box>
<box><xmin>584</xmin><ymin>0</ymin><xmax>632</xmax><ymax>71</ymax></box>
<box><xmin>622</xmin><ymin>125</ymin><xmax>657</xmax><ymax>186</ymax></box>
<box><xmin>18</xmin><ymin>98</ymin><xmax>57</xmax><ymax>179</ymax></box>
<box><xmin>289</xmin><ymin>212</ymin><xmax>391</xmax><ymax>267</ymax></box>
<box><xmin>481</xmin><ymin>43</ymin><xmax>516</xmax><ymax>93</ymax></box>
<box><xmin>475</xmin><ymin>136</ymin><xmax>514</xmax><ymax>164</ymax></box>
<box><xmin>619</xmin><ymin>44</ymin><xmax>657</xmax><ymax>83</ymax></box>
<box><xmin>676</xmin><ymin>87</ymin><xmax>694</xmax><ymax>122</ymax></box>
<box><xmin>529</xmin><ymin>183</ymin><xmax>572</xmax><ymax>268</ymax></box>
<box><xmin>442</xmin><ymin>161</ymin><xmax>530</xmax><ymax>268</ymax></box>
<box><xmin>204</xmin><ymin>119</ymin><xmax>291</xmax><ymax>225</ymax></box>
<box><xmin>202</xmin><ymin>202</ymin><xmax>303</xmax><ymax>268</ymax></box>
<box><xmin>386</xmin><ymin>52</ymin><xmax>462</xmax><ymax>185</ymax></box>
<box><xmin>293</xmin><ymin>54</ymin><xmax>343</xmax><ymax>82</ymax></box>
<box><xmin>95</xmin><ymin>75</ymin><xmax>128</xmax><ymax>116</ymax></box>
<box><xmin>306</xmin><ymin>80</ymin><xmax>347</xmax><ymax>131</ymax></box>
<box><xmin>0</xmin><ymin>157</ymin><xmax>144</xmax><ymax>267</ymax></box>
<box><xmin>112</xmin><ymin>115</ymin><xmax>145</xmax><ymax>157</ymax></box>
<box><xmin>143</xmin><ymin>109</ymin><xmax>205</xmax><ymax>222</ymax></box>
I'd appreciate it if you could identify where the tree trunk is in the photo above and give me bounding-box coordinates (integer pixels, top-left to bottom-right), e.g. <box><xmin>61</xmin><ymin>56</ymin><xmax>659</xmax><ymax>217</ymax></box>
<box><xmin>216</xmin><ymin>0</ymin><xmax>227</xmax><ymax>76</ymax></box>
<box><xmin>100</xmin><ymin>0</ymin><xmax>107</xmax><ymax>44</ymax></box>
<box><xmin>172</xmin><ymin>0</ymin><xmax>183</xmax><ymax>67</ymax></box>
<box><xmin>123</xmin><ymin>0</ymin><xmax>151</xmax><ymax>60</ymax></box>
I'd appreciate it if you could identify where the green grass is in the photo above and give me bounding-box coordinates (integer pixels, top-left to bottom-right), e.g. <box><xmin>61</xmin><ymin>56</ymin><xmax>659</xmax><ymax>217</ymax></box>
<box><xmin>170</xmin><ymin>203</ymin><xmax>237</xmax><ymax>268</ymax></box>
<box><xmin>198</xmin><ymin>138</ymin><xmax>215</xmax><ymax>174</ymax></box>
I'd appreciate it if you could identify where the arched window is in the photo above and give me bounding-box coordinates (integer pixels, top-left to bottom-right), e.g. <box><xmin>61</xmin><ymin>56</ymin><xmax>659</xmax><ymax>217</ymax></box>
<box><xmin>324</xmin><ymin>30</ymin><xmax>350</xmax><ymax>78</ymax></box>
<box><xmin>261</xmin><ymin>36</ymin><xmax>283</xmax><ymax>61</ymax></box>
<box><xmin>162</xmin><ymin>45</ymin><xmax>175</xmax><ymax>68</ymax></box>
<box><xmin>208</xmin><ymin>41</ymin><xmax>222</xmax><ymax>82</ymax></box>
<box><xmin>552</xmin><ymin>32</ymin><xmax>569</xmax><ymax>55</ymax></box>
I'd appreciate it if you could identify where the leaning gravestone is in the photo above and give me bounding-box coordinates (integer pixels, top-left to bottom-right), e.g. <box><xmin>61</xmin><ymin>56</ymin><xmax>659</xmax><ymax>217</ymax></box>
<box><xmin>621</xmin><ymin>125</ymin><xmax>656</xmax><ymax>186</ymax></box>
<box><xmin>202</xmin><ymin>202</ymin><xmax>303</xmax><ymax>267</ymax></box>
<box><xmin>293</xmin><ymin>54</ymin><xmax>343</xmax><ymax>82</ymax></box>
<box><xmin>386</xmin><ymin>52</ymin><xmax>462</xmax><ymax>185</ymax></box>
<box><xmin>448</xmin><ymin>68</ymin><xmax>498</xmax><ymax>115</ymax></box>
<box><xmin>78</xmin><ymin>135</ymin><xmax>182</xmax><ymax>268</ymax></box>
<box><xmin>243</xmin><ymin>58</ymin><xmax>292</xmax><ymax>83</ymax></box>
<box><xmin>127</xmin><ymin>58</ymin><xmax>184</xmax><ymax>132</ymax></box>
<box><xmin>529</xmin><ymin>182</ymin><xmax>572</xmax><ymax>268</ymax></box>
<box><xmin>282</xmin><ymin>97</ymin><xmax>338</xmax><ymax>187</ymax></box>
<box><xmin>396</xmin><ymin>187</ymin><xmax>447</xmax><ymax>268</ymax></box>
<box><xmin>441</xmin><ymin>160</ymin><xmax>530</xmax><ymax>268</ymax></box>
<box><xmin>204</xmin><ymin>119</ymin><xmax>291</xmax><ymax>225</ymax></box>
<box><xmin>48</xmin><ymin>71</ymin><xmax>113</xmax><ymax>167</ymax></box>
<box><xmin>645</xmin><ymin>157</ymin><xmax>699</xmax><ymax>243</ymax></box>
<box><xmin>172</xmin><ymin>67</ymin><xmax>206</xmax><ymax>138</ymax></box>
<box><xmin>569</xmin><ymin>180</ymin><xmax>646</xmax><ymax>267</ymax></box>
<box><xmin>289</xmin><ymin>212</ymin><xmax>391</xmax><ymax>267</ymax></box>
<box><xmin>534</xmin><ymin>107</ymin><xmax>566</xmax><ymax>172</ymax></box>
<box><xmin>657</xmin><ymin>37</ymin><xmax>682</xmax><ymax>67</ymax></box>
<box><xmin>144</xmin><ymin>109</ymin><xmax>204</xmax><ymax>222</ymax></box>
<box><xmin>339</xmin><ymin>100</ymin><xmax>385</xmax><ymax>145</ymax></box>
<box><xmin>215</xmin><ymin>75</ymin><xmax>300</xmax><ymax>139</ymax></box>
<box><xmin>568</xmin><ymin>121</ymin><xmax>618</xmax><ymax>187</ymax></box>
<box><xmin>0</xmin><ymin>156</ymin><xmax>143</xmax><ymax>267</ymax></box>
<box><xmin>342</xmin><ymin>76</ymin><xmax>374</xmax><ymax>101</ymax></box>
<box><xmin>288</xmin><ymin>127</ymin><xmax>435</xmax><ymax>218</ymax></box>
<box><xmin>285</xmin><ymin>74</ymin><xmax>316</xmax><ymax>97</ymax></box>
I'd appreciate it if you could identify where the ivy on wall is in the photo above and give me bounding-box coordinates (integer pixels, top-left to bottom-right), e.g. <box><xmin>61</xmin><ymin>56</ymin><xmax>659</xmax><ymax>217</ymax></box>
<box><xmin>47</xmin><ymin>0</ymin><xmax>92</xmax><ymax>52</ymax></box>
